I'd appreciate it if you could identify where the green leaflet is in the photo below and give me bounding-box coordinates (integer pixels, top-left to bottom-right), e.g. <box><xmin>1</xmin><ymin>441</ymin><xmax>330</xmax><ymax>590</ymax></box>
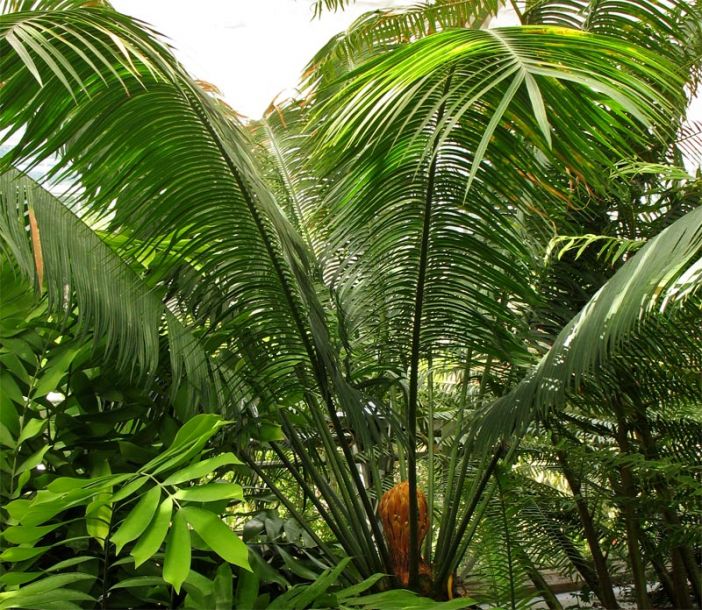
<box><xmin>16</xmin><ymin>417</ymin><xmax>45</xmax><ymax>446</ymax></box>
<box><xmin>111</xmin><ymin>485</ymin><xmax>161</xmax><ymax>554</ymax></box>
<box><xmin>173</xmin><ymin>482</ymin><xmax>243</xmax><ymax>503</ymax></box>
<box><xmin>213</xmin><ymin>563</ymin><xmax>234</xmax><ymax>610</ymax></box>
<box><xmin>163</xmin><ymin>510</ymin><xmax>191</xmax><ymax>594</ymax></box>
<box><xmin>2</xmin><ymin>522</ymin><xmax>63</xmax><ymax>545</ymax></box>
<box><xmin>85</xmin><ymin>459</ymin><xmax>113</xmax><ymax>548</ymax></box>
<box><xmin>131</xmin><ymin>495</ymin><xmax>173</xmax><ymax>567</ymax></box>
<box><xmin>162</xmin><ymin>452</ymin><xmax>243</xmax><ymax>486</ymax></box>
<box><xmin>110</xmin><ymin>475</ymin><xmax>149</xmax><ymax>504</ymax></box>
<box><xmin>0</xmin><ymin>573</ymin><xmax>95</xmax><ymax>610</ymax></box>
<box><xmin>181</xmin><ymin>506</ymin><xmax>250</xmax><ymax>570</ymax></box>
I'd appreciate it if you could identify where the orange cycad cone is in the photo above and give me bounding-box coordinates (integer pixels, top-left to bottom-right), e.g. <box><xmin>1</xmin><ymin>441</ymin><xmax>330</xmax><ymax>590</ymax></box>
<box><xmin>378</xmin><ymin>481</ymin><xmax>432</xmax><ymax>587</ymax></box>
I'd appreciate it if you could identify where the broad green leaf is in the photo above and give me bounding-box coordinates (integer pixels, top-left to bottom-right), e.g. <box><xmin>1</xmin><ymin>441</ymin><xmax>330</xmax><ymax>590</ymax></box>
<box><xmin>17</xmin><ymin>417</ymin><xmax>45</xmax><ymax>445</ymax></box>
<box><xmin>0</xmin><ymin>573</ymin><xmax>94</xmax><ymax>610</ymax></box>
<box><xmin>0</xmin><ymin>353</ymin><xmax>28</xmax><ymax>383</ymax></box>
<box><xmin>162</xmin><ymin>453</ymin><xmax>243</xmax><ymax>486</ymax></box>
<box><xmin>0</xmin><ymin>589</ymin><xmax>94</xmax><ymax>610</ymax></box>
<box><xmin>117</xmin><ymin>440</ymin><xmax>157</xmax><ymax>463</ymax></box>
<box><xmin>235</xmin><ymin>565</ymin><xmax>260</xmax><ymax>610</ymax></box>
<box><xmin>7</xmin><ymin>485</ymin><xmax>104</xmax><ymax>527</ymax></box>
<box><xmin>0</xmin><ymin>422</ymin><xmax>15</xmax><ymax>448</ymax></box>
<box><xmin>0</xmin><ymin>396</ymin><xmax>18</xmax><ymax>437</ymax></box>
<box><xmin>170</xmin><ymin>414</ymin><xmax>227</xmax><ymax>449</ymax></box>
<box><xmin>181</xmin><ymin>507</ymin><xmax>250</xmax><ymax>569</ymax></box>
<box><xmin>86</xmin><ymin>460</ymin><xmax>113</xmax><ymax>548</ymax></box>
<box><xmin>183</xmin><ymin>569</ymin><xmax>214</xmax><ymax>596</ymax></box>
<box><xmin>13</xmin><ymin>469</ymin><xmax>31</xmax><ymax>497</ymax></box>
<box><xmin>0</xmin><ymin>572</ymin><xmax>42</xmax><ymax>587</ymax></box>
<box><xmin>293</xmin><ymin>557</ymin><xmax>351</xmax><ymax>610</ymax></box>
<box><xmin>182</xmin><ymin>570</ymin><xmax>215</xmax><ymax>610</ymax></box>
<box><xmin>131</xmin><ymin>495</ymin><xmax>173</xmax><ymax>567</ymax></box>
<box><xmin>336</xmin><ymin>573</ymin><xmax>387</xmax><ymax>599</ymax></box>
<box><xmin>111</xmin><ymin>485</ymin><xmax>161</xmax><ymax>554</ymax></box>
<box><xmin>174</xmin><ymin>483</ymin><xmax>243</xmax><ymax>503</ymax></box>
<box><xmin>163</xmin><ymin>510</ymin><xmax>190</xmax><ymax>594</ymax></box>
<box><xmin>33</xmin><ymin>365</ymin><xmax>67</xmax><ymax>397</ymax></box>
<box><xmin>0</xmin><ymin>370</ymin><xmax>23</xmax><ymax>405</ymax></box>
<box><xmin>1</xmin><ymin>338</ymin><xmax>36</xmax><ymax>366</ymax></box>
<box><xmin>0</xmin><ymin>573</ymin><xmax>94</xmax><ymax>596</ymax></box>
<box><xmin>111</xmin><ymin>475</ymin><xmax>148</xmax><ymax>504</ymax></box>
<box><xmin>213</xmin><ymin>563</ymin><xmax>233</xmax><ymax>610</ymax></box>
<box><xmin>4</xmin><ymin>498</ymin><xmax>33</xmax><ymax>522</ymax></box>
<box><xmin>47</xmin><ymin>477</ymin><xmax>97</xmax><ymax>493</ymax></box>
<box><xmin>257</xmin><ymin>423</ymin><xmax>285</xmax><ymax>441</ymax></box>
<box><xmin>148</xmin><ymin>439</ymin><xmax>208</xmax><ymax>477</ymax></box>
<box><xmin>31</xmin><ymin>348</ymin><xmax>80</xmax><ymax>398</ymax></box>
<box><xmin>3</xmin><ymin>522</ymin><xmax>63</xmax><ymax>544</ymax></box>
<box><xmin>0</xmin><ymin>545</ymin><xmax>48</xmax><ymax>562</ymax></box>
<box><xmin>109</xmin><ymin>576</ymin><xmax>167</xmax><ymax>590</ymax></box>
<box><xmin>15</xmin><ymin>444</ymin><xmax>51</xmax><ymax>475</ymax></box>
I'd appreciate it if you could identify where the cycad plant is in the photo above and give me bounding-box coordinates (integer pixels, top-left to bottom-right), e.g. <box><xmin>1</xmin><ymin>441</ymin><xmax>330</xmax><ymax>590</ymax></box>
<box><xmin>1</xmin><ymin>0</ymin><xmax>701</xmax><ymax>606</ymax></box>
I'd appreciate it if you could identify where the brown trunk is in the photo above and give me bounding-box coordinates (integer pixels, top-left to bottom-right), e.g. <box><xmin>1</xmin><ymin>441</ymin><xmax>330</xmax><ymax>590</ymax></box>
<box><xmin>549</xmin><ymin>521</ymin><xmax>604</xmax><ymax>600</ymax></box>
<box><xmin>612</xmin><ymin>403</ymin><xmax>652</xmax><ymax>610</ymax></box>
<box><xmin>515</xmin><ymin>544</ymin><xmax>564</xmax><ymax>610</ymax></box>
<box><xmin>633</xmin><ymin>412</ymin><xmax>702</xmax><ymax>608</ymax></box>
<box><xmin>671</xmin><ymin>549</ymin><xmax>695</xmax><ymax>609</ymax></box>
<box><xmin>639</xmin><ymin>529</ymin><xmax>678</xmax><ymax>608</ymax></box>
<box><xmin>554</xmin><ymin>443</ymin><xmax>620</xmax><ymax>609</ymax></box>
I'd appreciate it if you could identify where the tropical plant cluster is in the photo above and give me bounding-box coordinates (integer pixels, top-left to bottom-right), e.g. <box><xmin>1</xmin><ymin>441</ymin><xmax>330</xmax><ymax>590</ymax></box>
<box><xmin>0</xmin><ymin>0</ymin><xmax>701</xmax><ymax>608</ymax></box>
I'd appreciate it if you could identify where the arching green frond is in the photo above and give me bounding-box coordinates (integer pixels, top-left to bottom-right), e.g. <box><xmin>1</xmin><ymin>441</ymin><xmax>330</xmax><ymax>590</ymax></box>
<box><xmin>546</xmin><ymin>234</ymin><xmax>645</xmax><ymax>268</ymax></box>
<box><xmin>252</xmin><ymin>101</ymin><xmax>322</xmax><ymax>254</ymax></box>
<box><xmin>311</xmin><ymin>23</ymin><xmax>686</xmax><ymax>586</ymax></box>
<box><xmin>0</xmin><ymin>168</ymin><xmax>215</xmax><ymax>405</ymax></box>
<box><xmin>303</xmin><ymin>0</ymin><xmax>500</xmax><ymax>94</ymax></box>
<box><xmin>0</xmin><ymin>6</ymin><xmax>313</xmax><ymax>406</ymax></box>
<box><xmin>314</xmin><ymin>26</ymin><xmax>684</xmax><ymax>368</ymax></box>
<box><xmin>523</xmin><ymin>0</ymin><xmax>702</xmax><ymax>84</ymax></box>
<box><xmin>311</xmin><ymin>0</ymin><xmax>356</xmax><ymax>19</ymax></box>
<box><xmin>0</xmin><ymin>0</ymin><xmax>111</xmax><ymax>13</ymax></box>
<box><xmin>476</xmin><ymin>204</ymin><xmax>702</xmax><ymax>448</ymax></box>
<box><xmin>0</xmin><ymin>7</ymin><xmax>396</xmax><ymax>578</ymax></box>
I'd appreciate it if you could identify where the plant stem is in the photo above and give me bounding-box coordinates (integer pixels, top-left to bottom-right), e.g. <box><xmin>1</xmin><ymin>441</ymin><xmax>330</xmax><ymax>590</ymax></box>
<box><xmin>611</xmin><ymin>398</ymin><xmax>651</xmax><ymax>610</ymax></box>
<box><xmin>552</xmin><ymin>432</ymin><xmax>619</xmax><ymax>609</ymax></box>
<box><xmin>434</xmin><ymin>442</ymin><xmax>503</xmax><ymax>590</ymax></box>
<box><xmin>496</xmin><ymin>471</ymin><xmax>516</xmax><ymax>610</ymax></box>
<box><xmin>407</xmin><ymin>67</ymin><xmax>454</xmax><ymax>588</ymax></box>
<box><xmin>424</xmin><ymin>352</ymin><xmax>434</xmax><ymax>564</ymax></box>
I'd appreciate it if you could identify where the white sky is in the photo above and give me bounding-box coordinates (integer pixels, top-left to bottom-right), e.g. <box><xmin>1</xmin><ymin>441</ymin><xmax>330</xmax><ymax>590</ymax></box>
<box><xmin>112</xmin><ymin>0</ymin><xmax>409</xmax><ymax>118</ymax></box>
<box><xmin>110</xmin><ymin>1</ymin><xmax>701</xmax><ymax>123</ymax></box>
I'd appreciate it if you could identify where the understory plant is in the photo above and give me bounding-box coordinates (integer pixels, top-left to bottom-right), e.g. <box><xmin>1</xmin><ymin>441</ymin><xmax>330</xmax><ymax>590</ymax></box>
<box><xmin>0</xmin><ymin>0</ymin><xmax>701</xmax><ymax>608</ymax></box>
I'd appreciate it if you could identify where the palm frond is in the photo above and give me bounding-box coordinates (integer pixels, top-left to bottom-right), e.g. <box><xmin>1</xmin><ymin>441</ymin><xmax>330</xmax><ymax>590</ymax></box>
<box><xmin>523</xmin><ymin>0</ymin><xmax>701</xmax><ymax>76</ymax></box>
<box><xmin>0</xmin><ymin>7</ymin><xmax>397</xmax><ymax>577</ymax></box>
<box><xmin>303</xmin><ymin>0</ymin><xmax>500</xmax><ymax>94</ymax></box>
<box><xmin>311</xmin><ymin>23</ymin><xmax>686</xmax><ymax>584</ymax></box>
<box><xmin>0</xmin><ymin>0</ymin><xmax>111</xmax><ymax>13</ymax></box>
<box><xmin>312</xmin><ymin>0</ymin><xmax>356</xmax><ymax>19</ymax></box>
<box><xmin>546</xmin><ymin>233</ymin><xmax>645</xmax><ymax>268</ymax></box>
<box><xmin>0</xmin><ymin>168</ymin><xmax>215</xmax><ymax>405</ymax></box>
<box><xmin>476</xmin><ymin>204</ymin><xmax>702</xmax><ymax>448</ymax></box>
<box><xmin>252</xmin><ymin>101</ymin><xmax>322</xmax><ymax>255</ymax></box>
<box><xmin>0</xmin><ymin>6</ymin><xmax>314</xmax><ymax>405</ymax></box>
<box><xmin>314</xmin><ymin>25</ymin><xmax>685</xmax><ymax>366</ymax></box>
